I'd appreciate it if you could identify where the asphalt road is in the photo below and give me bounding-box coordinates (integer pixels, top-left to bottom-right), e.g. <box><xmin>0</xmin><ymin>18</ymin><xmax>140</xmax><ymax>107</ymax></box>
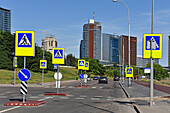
<box><xmin>0</xmin><ymin>80</ymin><xmax>136</xmax><ymax>113</ymax></box>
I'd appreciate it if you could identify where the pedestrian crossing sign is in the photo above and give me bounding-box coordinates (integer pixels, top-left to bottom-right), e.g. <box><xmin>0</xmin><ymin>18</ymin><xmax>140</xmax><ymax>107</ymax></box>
<box><xmin>143</xmin><ymin>34</ymin><xmax>162</xmax><ymax>59</ymax></box>
<box><xmin>78</xmin><ymin>59</ymin><xmax>85</xmax><ymax>70</ymax></box>
<box><xmin>15</xmin><ymin>31</ymin><xmax>35</xmax><ymax>56</ymax></box>
<box><xmin>52</xmin><ymin>48</ymin><xmax>65</xmax><ymax>64</ymax></box>
<box><xmin>126</xmin><ymin>67</ymin><xmax>133</xmax><ymax>77</ymax></box>
<box><xmin>84</xmin><ymin>61</ymin><xmax>89</xmax><ymax>70</ymax></box>
<box><xmin>40</xmin><ymin>60</ymin><xmax>47</xmax><ymax>69</ymax></box>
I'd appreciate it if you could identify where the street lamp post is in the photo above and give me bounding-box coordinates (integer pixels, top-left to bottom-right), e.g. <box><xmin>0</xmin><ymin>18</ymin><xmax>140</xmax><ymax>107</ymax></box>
<box><xmin>113</xmin><ymin>0</ymin><xmax>131</xmax><ymax>86</ymax></box>
<box><xmin>42</xmin><ymin>40</ymin><xmax>48</xmax><ymax>85</ymax></box>
<box><xmin>113</xmin><ymin>47</ymin><xmax>121</xmax><ymax>81</ymax></box>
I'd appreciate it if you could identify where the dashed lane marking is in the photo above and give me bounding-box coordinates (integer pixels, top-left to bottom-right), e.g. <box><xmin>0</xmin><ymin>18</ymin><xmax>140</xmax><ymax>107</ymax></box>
<box><xmin>93</xmin><ymin>96</ymin><xmax>103</xmax><ymax>98</ymax></box>
<box><xmin>92</xmin><ymin>87</ymin><xmax>96</xmax><ymax>89</ymax></box>
<box><xmin>0</xmin><ymin>91</ymin><xmax>12</xmax><ymax>96</ymax></box>
<box><xmin>75</xmin><ymin>98</ymin><xmax>84</xmax><ymax>100</ymax></box>
<box><xmin>91</xmin><ymin>98</ymin><xmax>100</xmax><ymax>100</ymax></box>
<box><xmin>0</xmin><ymin>96</ymin><xmax>7</xmax><ymax>98</ymax></box>
<box><xmin>80</xmin><ymin>95</ymin><xmax>87</xmax><ymax>98</ymax></box>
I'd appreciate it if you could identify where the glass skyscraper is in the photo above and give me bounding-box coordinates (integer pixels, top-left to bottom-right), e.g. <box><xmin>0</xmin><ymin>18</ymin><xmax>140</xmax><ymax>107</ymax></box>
<box><xmin>0</xmin><ymin>7</ymin><xmax>11</xmax><ymax>32</ymax></box>
<box><xmin>102</xmin><ymin>33</ymin><xmax>119</xmax><ymax>64</ymax></box>
<box><xmin>80</xmin><ymin>19</ymin><xmax>101</xmax><ymax>60</ymax></box>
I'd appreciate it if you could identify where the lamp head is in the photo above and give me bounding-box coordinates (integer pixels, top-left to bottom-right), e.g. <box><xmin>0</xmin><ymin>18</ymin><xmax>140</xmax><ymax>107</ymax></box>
<box><xmin>113</xmin><ymin>0</ymin><xmax>117</xmax><ymax>2</ymax></box>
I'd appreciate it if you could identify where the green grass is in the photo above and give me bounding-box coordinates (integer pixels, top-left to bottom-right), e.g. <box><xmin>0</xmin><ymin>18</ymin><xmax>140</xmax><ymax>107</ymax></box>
<box><xmin>0</xmin><ymin>67</ymin><xmax>77</xmax><ymax>84</ymax></box>
<box><xmin>139</xmin><ymin>79</ymin><xmax>170</xmax><ymax>86</ymax></box>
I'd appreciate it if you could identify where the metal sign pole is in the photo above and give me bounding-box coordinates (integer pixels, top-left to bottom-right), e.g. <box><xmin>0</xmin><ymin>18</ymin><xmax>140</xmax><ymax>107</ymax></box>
<box><xmin>85</xmin><ymin>70</ymin><xmax>86</xmax><ymax>85</ymax></box>
<box><xmin>81</xmin><ymin>70</ymin><xmax>82</xmax><ymax>87</ymax></box>
<box><xmin>42</xmin><ymin>69</ymin><xmax>44</xmax><ymax>85</ymax></box>
<box><xmin>57</xmin><ymin>64</ymin><xmax>59</xmax><ymax>93</ymax></box>
<box><xmin>23</xmin><ymin>56</ymin><xmax>26</xmax><ymax>102</ymax></box>
<box><xmin>14</xmin><ymin>67</ymin><xmax>16</xmax><ymax>85</ymax></box>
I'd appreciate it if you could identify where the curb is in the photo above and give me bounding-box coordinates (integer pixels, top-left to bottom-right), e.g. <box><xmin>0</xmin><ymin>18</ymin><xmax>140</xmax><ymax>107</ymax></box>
<box><xmin>118</xmin><ymin>82</ymin><xmax>142</xmax><ymax>113</ymax></box>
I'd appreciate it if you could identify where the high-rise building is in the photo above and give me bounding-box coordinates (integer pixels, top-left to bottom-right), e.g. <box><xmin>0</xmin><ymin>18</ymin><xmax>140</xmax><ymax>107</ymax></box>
<box><xmin>102</xmin><ymin>33</ymin><xmax>120</xmax><ymax>64</ymax></box>
<box><xmin>168</xmin><ymin>36</ymin><xmax>170</xmax><ymax>69</ymax></box>
<box><xmin>118</xmin><ymin>35</ymin><xmax>137</xmax><ymax>66</ymax></box>
<box><xmin>80</xmin><ymin>19</ymin><xmax>101</xmax><ymax>60</ymax></box>
<box><xmin>0</xmin><ymin>7</ymin><xmax>11</xmax><ymax>32</ymax></box>
<box><xmin>80</xmin><ymin>40</ymin><xmax>84</xmax><ymax>59</ymax></box>
<box><xmin>41</xmin><ymin>37</ymin><xmax>58</xmax><ymax>53</ymax></box>
<box><xmin>137</xmin><ymin>55</ymin><xmax>159</xmax><ymax>67</ymax></box>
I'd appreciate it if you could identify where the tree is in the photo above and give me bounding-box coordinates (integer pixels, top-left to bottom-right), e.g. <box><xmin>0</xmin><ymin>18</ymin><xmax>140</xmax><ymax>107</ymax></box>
<box><xmin>146</xmin><ymin>63</ymin><xmax>166</xmax><ymax>81</ymax></box>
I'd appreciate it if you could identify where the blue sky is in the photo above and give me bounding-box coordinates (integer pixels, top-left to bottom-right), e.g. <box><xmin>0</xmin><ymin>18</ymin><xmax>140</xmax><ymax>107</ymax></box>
<box><xmin>0</xmin><ymin>0</ymin><xmax>170</xmax><ymax>66</ymax></box>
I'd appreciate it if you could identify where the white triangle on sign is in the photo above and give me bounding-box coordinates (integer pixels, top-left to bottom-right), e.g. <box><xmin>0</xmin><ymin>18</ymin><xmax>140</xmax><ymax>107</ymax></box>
<box><xmin>80</xmin><ymin>61</ymin><xmax>84</xmax><ymax>65</ymax></box>
<box><xmin>55</xmin><ymin>50</ymin><xmax>62</xmax><ymax>57</ymax></box>
<box><xmin>128</xmin><ymin>69</ymin><xmax>131</xmax><ymax>73</ymax></box>
<box><xmin>19</xmin><ymin>34</ymin><xmax>31</xmax><ymax>45</ymax></box>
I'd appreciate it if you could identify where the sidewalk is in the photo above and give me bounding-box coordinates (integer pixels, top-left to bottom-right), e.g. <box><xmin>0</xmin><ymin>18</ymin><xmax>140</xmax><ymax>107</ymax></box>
<box><xmin>0</xmin><ymin>80</ymin><xmax>77</xmax><ymax>88</ymax></box>
<box><xmin>120</xmin><ymin>80</ymin><xmax>170</xmax><ymax>113</ymax></box>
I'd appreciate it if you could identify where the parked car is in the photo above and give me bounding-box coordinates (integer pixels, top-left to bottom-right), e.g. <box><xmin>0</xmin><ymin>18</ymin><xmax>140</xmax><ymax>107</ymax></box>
<box><xmin>93</xmin><ymin>76</ymin><xmax>99</xmax><ymax>80</ymax></box>
<box><xmin>87</xmin><ymin>75</ymin><xmax>91</xmax><ymax>81</ymax></box>
<box><xmin>114</xmin><ymin>76</ymin><xmax>120</xmax><ymax>81</ymax></box>
<box><xmin>98</xmin><ymin>76</ymin><xmax>108</xmax><ymax>84</ymax></box>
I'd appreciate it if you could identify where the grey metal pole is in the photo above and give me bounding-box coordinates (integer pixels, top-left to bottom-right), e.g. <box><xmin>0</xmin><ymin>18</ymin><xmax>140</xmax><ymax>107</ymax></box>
<box><xmin>122</xmin><ymin>38</ymin><xmax>125</xmax><ymax>83</ymax></box>
<box><xmin>150</xmin><ymin>0</ymin><xmax>154</xmax><ymax>107</ymax></box>
<box><xmin>81</xmin><ymin>69</ymin><xmax>82</xmax><ymax>87</ymax></box>
<box><xmin>42</xmin><ymin>69</ymin><xmax>44</xmax><ymax>85</ymax></box>
<box><xmin>24</xmin><ymin>57</ymin><xmax>26</xmax><ymax>69</ymax></box>
<box><xmin>57</xmin><ymin>64</ymin><xmax>59</xmax><ymax>93</ymax></box>
<box><xmin>114</xmin><ymin>0</ymin><xmax>131</xmax><ymax>86</ymax></box>
<box><xmin>85</xmin><ymin>70</ymin><xmax>86</xmax><ymax>85</ymax></box>
<box><xmin>23</xmin><ymin>56</ymin><xmax>26</xmax><ymax>102</ymax></box>
<box><xmin>14</xmin><ymin>68</ymin><xmax>16</xmax><ymax>85</ymax></box>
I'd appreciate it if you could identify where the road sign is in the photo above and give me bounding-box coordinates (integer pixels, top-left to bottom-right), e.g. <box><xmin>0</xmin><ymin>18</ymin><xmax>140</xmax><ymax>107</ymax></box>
<box><xmin>79</xmin><ymin>74</ymin><xmax>84</xmax><ymax>79</ymax></box>
<box><xmin>84</xmin><ymin>61</ymin><xmax>89</xmax><ymax>70</ymax></box>
<box><xmin>54</xmin><ymin>64</ymin><xmax>57</xmax><ymax>69</ymax></box>
<box><xmin>144</xmin><ymin>68</ymin><xmax>151</xmax><ymax>73</ymax></box>
<box><xmin>15</xmin><ymin>31</ymin><xmax>35</xmax><ymax>56</ymax></box>
<box><xmin>84</xmin><ymin>74</ymin><xmax>88</xmax><ymax>78</ymax></box>
<box><xmin>143</xmin><ymin>34</ymin><xmax>162</xmax><ymax>59</ymax></box>
<box><xmin>126</xmin><ymin>67</ymin><xmax>133</xmax><ymax>77</ymax></box>
<box><xmin>78</xmin><ymin>60</ymin><xmax>85</xmax><ymax>70</ymax></box>
<box><xmin>13</xmin><ymin>57</ymin><xmax>17</xmax><ymax>68</ymax></box>
<box><xmin>54</xmin><ymin>72</ymin><xmax>62</xmax><ymax>80</ymax></box>
<box><xmin>52</xmin><ymin>48</ymin><xmax>65</xmax><ymax>64</ymax></box>
<box><xmin>20</xmin><ymin>81</ymin><xmax>27</xmax><ymax>95</ymax></box>
<box><xmin>40</xmin><ymin>60</ymin><xmax>47</xmax><ymax>69</ymax></box>
<box><xmin>18</xmin><ymin>69</ymin><xmax>31</xmax><ymax>81</ymax></box>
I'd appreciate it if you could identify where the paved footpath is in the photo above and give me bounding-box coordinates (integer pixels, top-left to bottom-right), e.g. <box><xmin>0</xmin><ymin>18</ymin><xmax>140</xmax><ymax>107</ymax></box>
<box><xmin>121</xmin><ymin>80</ymin><xmax>170</xmax><ymax>113</ymax></box>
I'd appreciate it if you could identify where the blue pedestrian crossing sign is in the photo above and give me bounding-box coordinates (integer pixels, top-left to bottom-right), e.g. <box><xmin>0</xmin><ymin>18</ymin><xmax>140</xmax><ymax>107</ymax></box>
<box><xmin>79</xmin><ymin>74</ymin><xmax>84</xmax><ymax>79</ymax></box>
<box><xmin>84</xmin><ymin>61</ymin><xmax>89</xmax><ymax>70</ymax></box>
<box><xmin>18</xmin><ymin>69</ymin><xmax>31</xmax><ymax>81</ymax></box>
<box><xmin>15</xmin><ymin>31</ymin><xmax>35</xmax><ymax>56</ymax></box>
<box><xmin>126</xmin><ymin>67</ymin><xmax>133</xmax><ymax>77</ymax></box>
<box><xmin>52</xmin><ymin>48</ymin><xmax>65</xmax><ymax>64</ymax></box>
<box><xmin>54</xmin><ymin>64</ymin><xmax>57</xmax><ymax>69</ymax></box>
<box><xmin>40</xmin><ymin>60</ymin><xmax>47</xmax><ymax>69</ymax></box>
<box><xmin>78</xmin><ymin>59</ymin><xmax>85</xmax><ymax>70</ymax></box>
<box><xmin>143</xmin><ymin>34</ymin><xmax>162</xmax><ymax>59</ymax></box>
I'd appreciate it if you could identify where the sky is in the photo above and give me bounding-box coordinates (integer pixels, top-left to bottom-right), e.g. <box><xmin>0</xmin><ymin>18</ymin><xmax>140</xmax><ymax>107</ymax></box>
<box><xmin>0</xmin><ymin>0</ymin><xmax>170</xmax><ymax>66</ymax></box>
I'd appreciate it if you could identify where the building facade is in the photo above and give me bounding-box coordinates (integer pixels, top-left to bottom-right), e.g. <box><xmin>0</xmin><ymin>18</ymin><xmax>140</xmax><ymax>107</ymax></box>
<box><xmin>0</xmin><ymin>7</ymin><xmax>11</xmax><ymax>32</ymax></box>
<box><xmin>118</xmin><ymin>35</ymin><xmax>137</xmax><ymax>66</ymax></box>
<box><xmin>80</xmin><ymin>19</ymin><xmax>101</xmax><ymax>60</ymax></box>
<box><xmin>137</xmin><ymin>55</ymin><xmax>159</xmax><ymax>67</ymax></box>
<box><xmin>168</xmin><ymin>36</ymin><xmax>170</xmax><ymax>69</ymax></box>
<box><xmin>102</xmin><ymin>33</ymin><xmax>119</xmax><ymax>64</ymax></box>
<box><xmin>41</xmin><ymin>37</ymin><xmax>58</xmax><ymax>53</ymax></box>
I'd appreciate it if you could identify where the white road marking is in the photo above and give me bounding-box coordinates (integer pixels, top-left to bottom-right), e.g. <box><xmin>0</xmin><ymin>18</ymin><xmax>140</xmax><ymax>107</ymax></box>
<box><xmin>0</xmin><ymin>106</ymin><xmax>20</xmax><ymax>113</ymax></box>
<box><xmin>0</xmin><ymin>96</ymin><xmax>54</xmax><ymax>113</ymax></box>
<box><xmin>61</xmin><ymin>86</ymin><xmax>66</xmax><ymax>88</ymax></box>
<box><xmin>68</xmin><ymin>86</ymin><xmax>74</xmax><ymax>88</ymax></box>
<box><xmin>99</xmin><ymin>87</ymin><xmax>103</xmax><ymax>89</ymax></box>
<box><xmin>59</xmin><ymin>97</ymin><xmax>69</xmax><ymax>99</ymax></box>
<box><xmin>80</xmin><ymin>95</ymin><xmax>87</xmax><ymax>98</ymax></box>
<box><xmin>67</xmin><ymin>95</ymin><xmax>74</xmax><ymax>97</ymax></box>
<box><xmin>91</xmin><ymin>98</ymin><xmax>100</xmax><ymax>100</ymax></box>
<box><xmin>75</xmin><ymin>98</ymin><xmax>84</xmax><ymax>100</ymax></box>
<box><xmin>92</xmin><ymin>87</ymin><xmax>96</xmax><ymax>89</ymax></box>
<box><xmin>0</xmin><ymin>91</ymin><xmax>11</xmax><ymax>95</ymax></box>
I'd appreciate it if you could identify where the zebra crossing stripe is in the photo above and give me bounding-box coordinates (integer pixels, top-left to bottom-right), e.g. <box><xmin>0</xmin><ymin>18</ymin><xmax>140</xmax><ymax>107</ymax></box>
<box><xmin>20</xmin><ymin>81</ymin><xmax>27</xmax><ymax>95</ymax></box>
